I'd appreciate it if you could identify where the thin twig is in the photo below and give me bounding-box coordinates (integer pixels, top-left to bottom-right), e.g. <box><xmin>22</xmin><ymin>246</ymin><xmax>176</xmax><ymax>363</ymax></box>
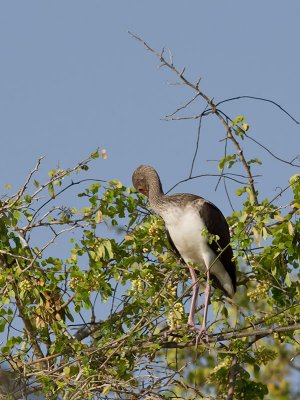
<box><xmin>166</xmin><ymin>173</ymin><xmax>260</xmax><ymax>194</ymax></box>
<box><xmin>189</xmin><ymin>106</ymin><xmax>208</xmax><ymax>178</ymax></box>
<box><xmin>244</xmin><ymin>132</ymin><xmax>300</xmax><ymax>167</ymax></box>
<box><xmin>227</xmin><ymin>355</ymin><xmax>238</xmax><ymax>400</ymax></box>
<box><xmin>216</xmin><ymin>95</ymin><xmax>299</xmax><ymax>125</ymax></box>
<box><xmin>163</xmin><ymin>93</ymin><xmax>200</xmax><ymax>118</ymax></box>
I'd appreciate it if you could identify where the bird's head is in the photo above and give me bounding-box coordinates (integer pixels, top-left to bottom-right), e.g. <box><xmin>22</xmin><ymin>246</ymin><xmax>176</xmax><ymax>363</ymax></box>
<box><xmin>132</xmin><ymin>165</ymin><xmax>163</xmax><ymax>197</ymax></box>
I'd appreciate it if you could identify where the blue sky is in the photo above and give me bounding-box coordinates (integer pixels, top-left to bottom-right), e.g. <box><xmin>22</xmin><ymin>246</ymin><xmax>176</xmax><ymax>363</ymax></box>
<box><xmin>1</xmin><ymin>1</ymin><xmax>299</xmax><ymax>217</ymax></box>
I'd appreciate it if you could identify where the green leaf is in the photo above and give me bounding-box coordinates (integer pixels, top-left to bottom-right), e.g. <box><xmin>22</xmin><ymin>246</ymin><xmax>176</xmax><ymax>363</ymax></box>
<box><xmin>101</xmin><ymin>384</ymin><xmax>111</xmax><ymax>395</ymax></box>
<box><xmin>235</xmin><ymin>127</ymin><xmax>245</xmax><ymax>138</ymax></box>
<box><xmin>218</xmin><ymin>154</ymin><xmax>237</xmax><ymax>171</ymax></box>
<box><xmin>232</xmin><ymin>115</ymin><xmax>245</xmax><ymax>125</ymax></box>
<box><xmin>24</xmin><ymin>194</ymin><xmax>32</xmax><ymax>202</ymax></box>
<box><xmin>91</xmin><ymin>150</ymin><xmax>99</xmax><ymax>159</ymax></box>
<box><xmin>95</xmin><ymin>210</ymin><xmax>102</xmax><ymax>223</ymax></box>
<box><xmin>63</xmin><ymin>366</ymin><xmax>71</xmax><ymax>376</ymax></box>
<box><xmin>0</xmin><ymin>319</ymin><xmax>6</xmax><ymax>333</ymax></box>
<box><xmin>48</xmin><ymin>182</ymin><xmax>55</xmax><ymax>199</ymax></box>
<box><xmin>248</xmin><ymin>158</ymin><xmax>262</xmax><ymax>166</ymax></box>
<box><xmin>262</xmin><ymin>227</ymin><xmax>268</xmax><ymax>240</ymax></box>
<box><xmin>290</xmin><ymin>173</ymin><xmax>300</xmax><ymax>186</ymax></box>
<box><xmin>287</xmin><ymin>221</ymin><xmax>294</xmax><ymax>236</ymax></box>
<box><xmin>236</xmin><ymin>186</ymin><xmax>247</xmax><ymax>196</ymax></box>
<box><xmin>48</xmin><ymin>169</ymin><xmax>57</xmax><ymax>177</ymax></box>
<box><xmin>285</xmin><ymin>272</ymin><xmax>292</xmax><ymax>287</ymax></box>
<box><xmin>13</xmin><ymin>211</ymin><xmax>20</xmax><ymax>220</ymax></box>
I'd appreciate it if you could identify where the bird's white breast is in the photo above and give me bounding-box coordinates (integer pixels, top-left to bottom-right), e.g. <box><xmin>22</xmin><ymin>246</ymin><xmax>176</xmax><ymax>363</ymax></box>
<box><xmin>160</xmin><ymin>203</ymin><xmax>234</xmax><ymax>296</ymax></box>
<box><xmin>161</xmin><ymin>204</ymin><xmax>208</xmax><ymax>271</ymax></box>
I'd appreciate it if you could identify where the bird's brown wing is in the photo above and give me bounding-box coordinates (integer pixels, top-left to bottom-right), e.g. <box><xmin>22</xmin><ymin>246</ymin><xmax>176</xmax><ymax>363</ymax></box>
<box><xmin>198</xmin><ymin>200</ymin><xmax>236</xmax><ymax>293</ymax></box>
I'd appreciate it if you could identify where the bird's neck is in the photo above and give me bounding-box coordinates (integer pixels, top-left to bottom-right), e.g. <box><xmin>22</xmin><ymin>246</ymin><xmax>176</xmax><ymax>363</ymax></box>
<box><xmin>148</xmin><ymin>175</ymin><xmax>165</xmax><ymax>214</ymax></box>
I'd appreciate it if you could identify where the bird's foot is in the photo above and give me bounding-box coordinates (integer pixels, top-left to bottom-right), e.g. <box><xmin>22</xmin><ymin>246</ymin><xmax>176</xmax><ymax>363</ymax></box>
<box><xmin>187</xmin><ymin>321</ymin><xmax>209</xmax><ymax>345</ymax></box>
<box><xmin>195</xmin><ymin>326</ymin><xmax>209</xmax><ymax>346</ymax></box>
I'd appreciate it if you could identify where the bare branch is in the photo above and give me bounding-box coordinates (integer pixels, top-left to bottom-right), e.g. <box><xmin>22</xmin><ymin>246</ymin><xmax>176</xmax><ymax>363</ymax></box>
<box><xmin>1</xmin><ymin>156</ymin><xmax>44</xmax><ymax>212</ymax></box>
<box><xmin>129</xmin><ymin>31</ymin><xmax>258</xmax><ymax>204</ymax></box>
<box><xmin>155</xmin><ymin>322</ymin><xmax>300</xmax><ymax>348</ymax></box>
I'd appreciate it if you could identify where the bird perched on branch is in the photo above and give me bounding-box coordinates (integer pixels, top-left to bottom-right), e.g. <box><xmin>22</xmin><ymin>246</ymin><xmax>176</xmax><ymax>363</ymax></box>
<box><xmin>132</xmin><ymin>165</ymin><xmax>236</xmax><ymax>333</ymax></box>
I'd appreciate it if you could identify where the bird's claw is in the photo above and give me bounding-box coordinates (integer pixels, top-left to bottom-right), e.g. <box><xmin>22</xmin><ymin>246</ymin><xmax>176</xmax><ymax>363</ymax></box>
<box><xmin>187</xmin><ymin>322</ymin><xmax>209</xmax><ymax>345</ymax></box>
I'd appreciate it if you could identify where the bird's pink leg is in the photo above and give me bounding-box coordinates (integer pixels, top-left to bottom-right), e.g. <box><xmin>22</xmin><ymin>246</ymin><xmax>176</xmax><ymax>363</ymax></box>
<box><xmin>187</xmin><ymin>265</ymin><xmax>199</xmax><ymax>327</ymax></box>
<box><xmin>198</xmin><ymin>268</ymin><xmax>211</xmax><ymax>339</ymax></box>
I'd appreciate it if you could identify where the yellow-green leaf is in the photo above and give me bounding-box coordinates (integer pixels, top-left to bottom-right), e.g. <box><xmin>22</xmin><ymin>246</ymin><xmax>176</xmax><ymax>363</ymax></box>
<box><xmin>288</xmin><ymin>221</ymin><xmax>294</xmax><ymax>236</ymax></box>
<box><xmin>95</xmin><ymin>210</ymin><xmax>103</xmax><ymax>223</ymax></box>
<box><xmin>232</xmin><ymin>115</ymin><xmax>245</xmax><ymax>125</ymax></box>
<box><xmin>262</xmin><ymin>227</ymin><xmax>268</xmax><ymax>240</ymax></box>
<box><xmin>91</xmin><ymin>150</ymin><xmax>99</xmax><ymax>159</ymax></box>
<box><xmin>285</xmin><ymin>273</ymin><xmax>292</xmax><ymax>288</ymax></box>
<box><xmin>253</xmin><ymin>227</ymin><xmax>260</xmax><ymax>246</ymax></box>
<box><xmin>290</xmin><ymin>173</ymin><xmax>300</xmax><ymax>186</ymax></box>
<box><xmin>274</xmin><ymin>214</ymin><xmax>285</xmax><ymax>222</ymax></box>
<box><xmin>125</xmin><ymin>235</ymin><xmax>133</xmax><ymax>241</ymax></box>
<box><xmin>48</xmin><ymin>182</ymin><xmax>55</xmax><ymax>199</ymax></box>
<box><xmin>102</xmin><ymin>384</ymin><xmax>111</xmax><ymax>395</ymax></box>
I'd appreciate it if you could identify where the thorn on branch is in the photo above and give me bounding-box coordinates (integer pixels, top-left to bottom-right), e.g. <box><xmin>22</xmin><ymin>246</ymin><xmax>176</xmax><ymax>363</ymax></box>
<box><xmin>159</xmin><ymin>62</ymin><xmax>167</xmax><ymax>69</ymax></box>
<box><xmin>195</xmin><ymin>77</ymin><xmax>201</xmax><ymax>89</ymax></box>
<box><xmin>179</xmin><ymin>67</ymin><xmax>186</xmax><ymax>77</ymax></box>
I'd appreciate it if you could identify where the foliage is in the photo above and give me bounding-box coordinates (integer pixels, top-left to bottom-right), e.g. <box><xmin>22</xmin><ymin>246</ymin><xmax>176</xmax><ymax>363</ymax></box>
<box><xmin>0</xmin><ymin>38</ymin><xmax>299</xmax><ymax>400</ymax></box>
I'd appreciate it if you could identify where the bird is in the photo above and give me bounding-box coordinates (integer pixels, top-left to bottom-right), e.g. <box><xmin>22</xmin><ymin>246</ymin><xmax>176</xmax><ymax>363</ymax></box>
<box><xmin>132</xmin><ymin>165</ymin><xmax>236</xmax><ymax>332</ymax></box>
